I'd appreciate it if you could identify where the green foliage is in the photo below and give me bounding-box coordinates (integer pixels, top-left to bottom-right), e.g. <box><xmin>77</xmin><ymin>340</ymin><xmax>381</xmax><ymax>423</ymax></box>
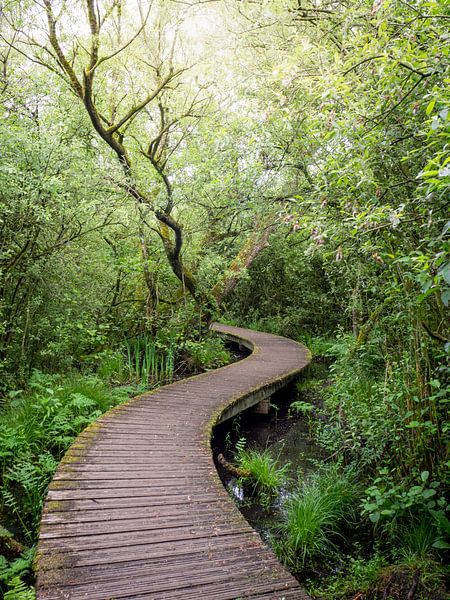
<box><xmin>3</xmin><ymin>577</ymin><xmax>35</xmax><ymax>600</ymax></box>
<box><xmin>235</xmin><ymin>440</ymin><xmax>289</xmax><ymax>503</ymax></box>
<box><xmin>0</xmin><ymin>548</ymin><xmax>35</xmax><ymax>600</ymax></box>
<box><xmin>316</xmin><ymin>330</ymin><xmax>448</xmax><ymax>475</ymax></box>
<box><xmin>307</xmin><ymin>553</ymin><xmax>387</xmax><ymax>600</ymax></box>
<box><xmin>0</xmin><ymin>103</ymin><xmax>130</xmax><ymax>379</ymax></box>
<box><xmin>0</xmin><ymin>371</ymin><xmax>129</xmax><ymax>540</ymax></box>
<box><xmin>96</xmin><ymin>350</ymin><xmax>128</xmax><ymax>384</ymax></box>
<box><xmin>289</xmin><ymin>400</ymin><xmax>314</xmax><ymax>415</ymax></box>
<box><xmin>396</xmin><ymin>517</ymin><xmax>438</xmax><ymax>562</ymax></box>
<box><xmin>277</xmin><ymin>466</ymin><xmax>359</xmax><ymax>568</ymax></box>
<box><xmin>182</xmin><ymin>336</ymin><xmax>231</xmax><ymax>371</ymax></box>
<box><xmin>299</xmin><ymin>335</ymin><xmax>335</xmax><ymax>360</ymax></box>
<box><xmin>230</xmin><ymin>245</ymin><xmax>340</xmax><ymax>338</ymax></box>
<box><xmin>2</xmin><ymin>453</ymin><xmax>58</xmax><ymax>536</ymax></box>
<box><xmin>362</xmin><ymin>468</ymin><xmax>447</xmax><ymax>531</ymax></box>
<box><xmin>125</xmin><ymin>335</ymin><xmax>175</xmax><ymax>385</ymax></box>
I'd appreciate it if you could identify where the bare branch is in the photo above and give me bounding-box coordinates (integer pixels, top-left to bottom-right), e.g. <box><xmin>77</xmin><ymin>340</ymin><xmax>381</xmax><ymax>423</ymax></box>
<box><xmin>342</xmin><ymin>54</ymin><xmax>383</xmax><ymax>75</ymax></box>
<box><xmin>106</xmin><ymin>69</ymin><xmax>185</xmax><ymax>135</ymax></box>
<box><xmin>91</xmin><ymin>2</ymin><xmax>153</xmax><ymax>72</ymax></box>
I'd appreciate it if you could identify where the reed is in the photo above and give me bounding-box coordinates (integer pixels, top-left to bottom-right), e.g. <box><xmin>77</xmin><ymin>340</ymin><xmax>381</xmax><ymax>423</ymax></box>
<box><xmin>125</xmin><ymin>335</ymin><xmax>175</xmax><ymax>385</ymax></box>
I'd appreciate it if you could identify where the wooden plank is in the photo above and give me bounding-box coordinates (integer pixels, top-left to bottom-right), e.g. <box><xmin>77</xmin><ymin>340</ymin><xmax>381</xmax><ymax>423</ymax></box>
<box><xmin>38</xmin><ymin>532</ymin><xmax>262</xmax><ymax>568</ymax></box>
<box><xmin>41</xmin><ymin>502</ymin><xmax>237</xmax><ymax>524</ymax></box>
<box><xmin>39</xmin><ymin>560</ymin><xmax>296</xmax><ymax>599</ymax></box>
<box><xmin>38</xmin><ymin>523</ymin><xmax>253</xmax><ymax>551</ymax></box>
<box><xmin>36</xmin><ymin>324</ymin><xmax>311</xmax><ymax>599</ymax></box>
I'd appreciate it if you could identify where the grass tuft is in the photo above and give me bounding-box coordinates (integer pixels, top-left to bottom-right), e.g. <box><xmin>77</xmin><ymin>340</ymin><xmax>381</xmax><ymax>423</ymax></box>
<box><xmin>277</xmin><ymin>465</ymin><xmax>359</xmax><ymax>568</ymax></box>
<box><xmin>235</xmin><ymin>443</ymin><xmax>289</xmax><ymax>503</ymax></box>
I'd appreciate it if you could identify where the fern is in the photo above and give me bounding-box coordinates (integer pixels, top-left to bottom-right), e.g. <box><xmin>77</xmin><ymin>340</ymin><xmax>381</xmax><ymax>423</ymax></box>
<box><xmin>3</xmin><ymin>453</ymin><xmax>57</xmax><ymax>535</ymax></box>
<box><xmin>1</xmin><ymin>487</ymin><xmax>20</xmax><ymax>516</ymax></box>
<box><xmin>4</xmin><ymin>576</ymin><xmax>35</xmax><ymax>600</ymax></box>
<box><xmin>0</xmin><ymin>547</ymin><xmax>35</xmax><ymax>583</ymax></box>
<box><xmin>69</xmin><ymin>393</ymin><xmax>97</xmax><ymax>411</ymax></box>
<box><xmin>235</xmin><ymin>437</ymin><xmax>246</xmax><ymax>456</ymax></box>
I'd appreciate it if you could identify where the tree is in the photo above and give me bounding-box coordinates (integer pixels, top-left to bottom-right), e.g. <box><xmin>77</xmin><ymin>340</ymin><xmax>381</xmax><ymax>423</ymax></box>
<box><xmin>4</xmin><ymin>0</ymin><xmax>294</xmax><ymax>320</ymax></box>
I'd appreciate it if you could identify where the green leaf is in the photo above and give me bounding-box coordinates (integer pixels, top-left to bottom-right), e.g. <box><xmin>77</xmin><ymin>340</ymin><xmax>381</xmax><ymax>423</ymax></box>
<box><xmin>432</xmin><ymin>539</ymin><xmax>450</xmax><ymax>549</ymax></box>
<box><xmin>422</xmin><ymin>488</ymin><xmax>436</xmax><ymax>499</ymax></box>
<box><xmin>438</xmin><ymin>263</ymin><xmax>450</xmax><ymax>285</ymax></box>
<box><xmin>426</xmin><ymin>99</ymin><xmax>436</xmax><ymax>115</ymax></box>
<box><xmin>430</xmin><ymin>510</ymin><xmax>450</xmax><ymax>535</ymax></box>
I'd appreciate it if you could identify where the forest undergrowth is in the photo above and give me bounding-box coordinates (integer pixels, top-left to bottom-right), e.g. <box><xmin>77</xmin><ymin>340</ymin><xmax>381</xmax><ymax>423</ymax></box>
<box><xmin>299</xmin><ymin>334</ymin><xmax>448</xmax><ymax>600</ymax></box>
<box><xmin>225</xmin><ymin>327</ymin><xmax>449</xmax><ymax>600</ymax></box>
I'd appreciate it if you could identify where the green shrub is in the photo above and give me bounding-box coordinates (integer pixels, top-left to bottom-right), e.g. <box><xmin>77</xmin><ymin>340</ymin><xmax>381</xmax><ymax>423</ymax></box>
<box><xmin>183</xmin><ymin>337</ymin><xmax>231</xmax><ymax>370</ymax></box>
<box><xmin>361</xmin><ymin>467</ymin><xmax>448</xmax><ymax>548</ymax></box>
<box><xmin>56</xmin><ymin>374</ymin><xmax>129</xmax><ymax>413</ymax></box>
<box><xmin>298</xmin><ymin>334</ymin><xmax>335</xmax><ymax>359</ymax></box>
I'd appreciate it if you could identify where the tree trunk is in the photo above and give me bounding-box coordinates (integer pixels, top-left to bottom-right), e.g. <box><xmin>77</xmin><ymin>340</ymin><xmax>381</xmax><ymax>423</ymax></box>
<box><xmin>213</xmin><ymin>223</ymin><xmax>275</xmax><ymax>305</ymax></box>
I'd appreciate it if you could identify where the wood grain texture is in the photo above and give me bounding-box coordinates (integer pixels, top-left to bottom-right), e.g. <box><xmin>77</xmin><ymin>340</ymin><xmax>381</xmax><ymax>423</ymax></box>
<box><xmin>35</xmin><ymin>323</ymin><xmax>311</xmax><ymax>599</ymax></box>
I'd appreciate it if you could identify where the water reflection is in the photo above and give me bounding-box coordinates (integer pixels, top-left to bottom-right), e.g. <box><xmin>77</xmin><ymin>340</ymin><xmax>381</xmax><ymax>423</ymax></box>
<box><xmin>227</xmin><ymin>478</ymin><xmax>244</xmax><ymax>501</ymax></box>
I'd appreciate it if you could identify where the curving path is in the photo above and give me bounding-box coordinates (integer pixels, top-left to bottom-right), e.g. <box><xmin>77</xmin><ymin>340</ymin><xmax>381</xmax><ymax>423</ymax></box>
<box><xmin>36</xmin><ymin>324</ymin><xmax>311</xmax><ymax>600</ymax></box>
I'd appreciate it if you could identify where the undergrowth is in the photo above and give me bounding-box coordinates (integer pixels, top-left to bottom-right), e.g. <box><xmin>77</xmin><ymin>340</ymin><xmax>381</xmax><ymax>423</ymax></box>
<box><xmin>290</xmin><ymin>332</ymin><xmax>450</xmax><ymax>599</ymax></box>
<box><xmin>0</xmin><ymin>370</ymin><xmax>135</xmax><ymax>597</ymax></box>
<box><xmin>235</xmin><ymin>438</ymin><xmax>289</xmax><ymax>504</ymax></box>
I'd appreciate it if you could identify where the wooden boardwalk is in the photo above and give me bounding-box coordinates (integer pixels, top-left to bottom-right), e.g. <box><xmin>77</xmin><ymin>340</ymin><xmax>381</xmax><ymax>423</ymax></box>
<box><xmin>36</xmin><ymin>324</ymin><xmax>311</xmax><ymax>600</ymax></box>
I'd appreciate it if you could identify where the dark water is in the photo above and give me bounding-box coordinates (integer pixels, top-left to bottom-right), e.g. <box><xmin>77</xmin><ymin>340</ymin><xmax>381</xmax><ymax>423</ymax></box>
<box><xmin>212</xmin><ymin>376</ymin><xmax>324</xmax><ymax>544</ymax></box>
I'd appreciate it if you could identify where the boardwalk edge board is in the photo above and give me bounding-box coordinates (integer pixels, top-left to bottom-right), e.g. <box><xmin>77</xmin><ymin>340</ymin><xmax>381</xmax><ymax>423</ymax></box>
<box><xmin>35</xmin><ymin>323</ymin><xmax>312</xmax><ymax>600</ymax></box>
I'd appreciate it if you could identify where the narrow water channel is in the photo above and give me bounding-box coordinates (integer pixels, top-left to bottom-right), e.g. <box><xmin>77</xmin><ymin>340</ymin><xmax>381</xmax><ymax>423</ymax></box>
<box><xmin>212</xmin><ymin>363</ymin><xmax>325</xmax><ymax>547</ymax></box>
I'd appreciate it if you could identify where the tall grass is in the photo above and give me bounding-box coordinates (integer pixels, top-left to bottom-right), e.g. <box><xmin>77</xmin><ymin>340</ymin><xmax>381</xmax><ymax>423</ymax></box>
<box><xmin>125</xmin><ymin>335</ymin><xmax>175</xmax><ymax>385</ymax></box>
<box><xmin>396</xmin><ymin>517</ymin><xmax>437</xmax><ymax>562</ymax></box>
<box><xmin>277</xmin><ymin>466</ymin><xmax>359</xmax><ymax>568</ymax></box>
